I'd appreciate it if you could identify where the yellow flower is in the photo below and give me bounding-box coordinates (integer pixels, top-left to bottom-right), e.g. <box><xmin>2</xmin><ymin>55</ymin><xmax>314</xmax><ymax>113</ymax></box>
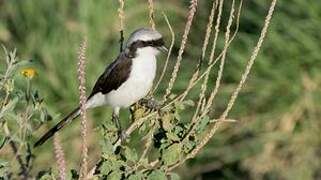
<box><xmin>21</xmin><ymin>68</ymin><xmax>36</xmax><ymax>79</ymax></box>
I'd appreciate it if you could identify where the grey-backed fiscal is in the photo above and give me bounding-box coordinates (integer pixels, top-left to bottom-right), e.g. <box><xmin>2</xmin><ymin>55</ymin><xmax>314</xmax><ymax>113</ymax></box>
<box><xmin>34</xmin><ymin>28</ymin><xmax>167</xmax><ymax>147</ymax></box>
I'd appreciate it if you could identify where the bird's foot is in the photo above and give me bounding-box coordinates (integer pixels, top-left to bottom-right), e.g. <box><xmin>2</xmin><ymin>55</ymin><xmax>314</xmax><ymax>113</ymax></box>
<box><xmin>117</xmin><ymin>130</ymin><xmax>127</xmax><ymax>143</ymax></box>
<box><xmin>112</xmin><ymin>112</ymin><xmax>127</xmax><ymax>143</ymax></box>
<box><xmin>139</xmin><ymin>98</ymin><xmax>160</xmax><ymax>111</ymax></box>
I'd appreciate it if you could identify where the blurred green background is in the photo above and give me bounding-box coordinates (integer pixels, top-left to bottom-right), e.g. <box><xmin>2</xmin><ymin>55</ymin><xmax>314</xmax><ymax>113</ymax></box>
<box><xmin>0</xmin><ymin>0</ymin><xmax>320</xmax><ymax>179</ymax></box>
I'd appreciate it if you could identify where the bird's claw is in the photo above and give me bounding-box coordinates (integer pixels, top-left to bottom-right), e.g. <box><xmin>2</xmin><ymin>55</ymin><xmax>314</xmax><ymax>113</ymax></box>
<box><xmin>139</xmin><ymin>98</ymin><xmax>160</xmax><ymax>111</ymax></box>
<box><xmin>117</xmin><ymin>130</ymin><xmax>127</xmax><ymax>143</ymax></box>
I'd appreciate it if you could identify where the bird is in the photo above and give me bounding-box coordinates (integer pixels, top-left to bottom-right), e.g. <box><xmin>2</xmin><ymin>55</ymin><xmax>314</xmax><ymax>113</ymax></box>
<box><xmin>34</xmin><ymin>28</ymin><xmax>167</xmax><ymax>147</ymax></box>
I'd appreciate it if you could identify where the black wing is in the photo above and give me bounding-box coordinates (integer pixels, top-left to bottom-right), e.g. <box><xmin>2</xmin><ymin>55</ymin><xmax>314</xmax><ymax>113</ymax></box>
<box><xmin>34</xmin><ymin>54</ymin><xmax>132</xmax><ymax>147</ymax></box>
<box><xmin>88</xmin><ymin>53</ymin><xmax>132</xmax><ymax>99</ymax></box>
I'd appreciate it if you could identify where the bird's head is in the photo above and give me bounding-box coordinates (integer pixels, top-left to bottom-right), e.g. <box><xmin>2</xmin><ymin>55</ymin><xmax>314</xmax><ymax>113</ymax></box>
<box><xmin>125</xmin><ymin>28</ymin><xmax>167</xmax><ymax>57</ymax></box>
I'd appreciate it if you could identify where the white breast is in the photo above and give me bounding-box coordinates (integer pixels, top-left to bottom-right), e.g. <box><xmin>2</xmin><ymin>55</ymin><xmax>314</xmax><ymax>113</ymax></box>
<box><xmin>105</xmin><ymin>47</ymin><xmax>157</xmax><ymax>108</ymax></box>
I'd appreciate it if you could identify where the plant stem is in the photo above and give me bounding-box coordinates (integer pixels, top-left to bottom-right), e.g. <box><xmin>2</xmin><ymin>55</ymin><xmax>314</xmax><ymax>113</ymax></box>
<box><xmin>3</xmin><ymin>122</ymin><xmax>28</xmax><ymax>180</ymax></box>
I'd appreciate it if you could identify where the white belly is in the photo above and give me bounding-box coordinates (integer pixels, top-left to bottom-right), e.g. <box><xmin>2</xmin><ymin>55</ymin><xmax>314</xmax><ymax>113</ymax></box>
<box><xmin>105</xmin><ymin>52</ymin><xmax>157</xmax><ymax>108</ymax></box>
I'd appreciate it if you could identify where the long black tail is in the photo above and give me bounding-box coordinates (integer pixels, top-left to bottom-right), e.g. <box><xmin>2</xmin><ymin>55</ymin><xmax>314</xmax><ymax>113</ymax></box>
<box><xmin>34</xmin><ymin>107</ymin><xmax>80</xmax><ymax>147</ymax></box>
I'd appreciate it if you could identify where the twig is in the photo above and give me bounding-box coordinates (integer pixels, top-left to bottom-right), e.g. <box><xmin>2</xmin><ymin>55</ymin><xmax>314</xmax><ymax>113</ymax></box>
<box><xmin>185</xmin><ymin>0</ymin><xmax>278</xmax><ymax>166</ymax></box>
<box><xmin>139</xmin><ymin>116</ymin><xmax>158</xmax><ymax>161</ymax></box>
<box><xmin>192</xmin><ymin>0</ymin><xmax>222</xmax><ymax>120</ymax></box>
<box><xmin>85</xmin><ymin>166</ymin><xmax>97</xmax><ymax>179</ymax></box>
<box><xmin>166</xmin><ymin>0</ymin><xmax>277</xmax><ymax>171</ymax></box>
<box><xmin>78</xmin><ymin>36</ymin><xmax>89</xmax><ymax>179</ymax></box>
<box><xmin>182</xmin><ymin>0</ymin><xmax>236</xmax><ymax>146</ymax></box>
<box><xmin>200</xmin><ymin>0</ymin><xmax>217</xmax><ymax>69</ymax></box>
<box><xmin>119</xmin><ymin>30</ymin><xmax>124</xmax><ymax>52</ymax></box>
<box><xmin>118</xmin><ymin>0</ymin><xmax>125</xmax><ymax>51</ymax></box>
<box><xmin>3</xmin><ymin>122</ymin><xmax>28</xmax><ymax>180</ymax></box>
<box><xmin>209</xmin><ymin>118</ymin><xmax>238</xmax><ymax>123</ymax></box>
<box><xmin>164</xmin><ymin>0</ymin><xmax>199</xmax><ymax>101</ymax></box>
<box><xmin>171</xmin><ymin>46</ymin><xmax>230</xmax><ymax>103</ymax></box>
<box><xmin>203</xmin><ymin>0</ymin><xmax>243</xmax><ymax>113</ymax></box>
<box><xmin>148</xmin><ymin>0</ymin><xmax>156</xmax><ymax>30</ymax></box>
<box><xmin>179</xmin><ymin>0</ymin><xmax>242</xmax><ymax>109</ymax></box>
<box><xmin>0</xmin><ymin>46</ymin><xmax>16</xmax><ymax>92</ymax></box>
<box><xmin>9</xmin><ymin>141</ymin><xmax>28</xmax><ymax>179</ymax></box>
<box><xmin>178</xmin><ymin>0</ymin><xmax>218</xmax><ymax>102</ymax></box>
<box><xmin>152</xmin><ymin>13</ymin><xmax>175</xmax><ymax>94</ymax></box>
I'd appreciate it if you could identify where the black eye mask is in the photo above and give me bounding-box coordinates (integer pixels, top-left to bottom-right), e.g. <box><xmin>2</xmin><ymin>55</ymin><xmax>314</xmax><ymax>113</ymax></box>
<box><xmin>126</xmin><ymin>38</ymin><xmax>165</xmax><ymax>57</ymax></box>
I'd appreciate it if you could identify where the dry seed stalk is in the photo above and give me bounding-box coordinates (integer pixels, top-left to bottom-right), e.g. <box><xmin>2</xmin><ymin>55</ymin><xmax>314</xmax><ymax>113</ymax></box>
<box><xmin>152</xmin><ymin>13</ymin><xmax>175</xmax><ymax>94</ymax></box>
<box><xmin>183</xmin><ymin>0</ymin><xmax>236</xmax><ymax>146</ymax></box>
<box><xmin>188</xmin><ymin>0</ymin><xmax>278</xmax><ymax>162</ymax></box>
<box><xmin>78</xmin><ymin>36</ymin><xmax>88</xmax><ymax>179</ymax></box>
<box><xmin>148</xmin><ymin>0</ymin><xmax>156</xmax><ymax>30</ymax></box>
<box><xmin>164</xmin><ymin>0</ymin><xmax>199</xmax><ymax>101</ymax></box>
<box><xmin>53</xmin><ymin>134</ymin><xmax>66</xmax><ymax>180</ymax></box>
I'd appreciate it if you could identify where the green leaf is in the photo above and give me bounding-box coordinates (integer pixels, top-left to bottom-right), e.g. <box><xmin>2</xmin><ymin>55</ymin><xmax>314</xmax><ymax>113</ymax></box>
<box><xmin>182</xmin><ymin>138</ymin><xmax>196</xmax><ymax>153</ymax></box>
<box><xmin>139</xmin><ymin>122</ymin><xmax>147</xmax><ymax>133</ymax></box>
<box><xmin>39</xmin><ymin>175</ymin><xmax>52</xmax><ymax>180</ymax></box>
<box><xmin>174</xmin><ymin>111</ymin><xmax>181</xmax><ymax>121</ymax></box>
<box><xmin>99</xmin><ymin>159</ymin><xmax>125</xmax><ymax>176</ymax></box>
<box><xmin>162</xmin><ymin>143</ymin><xmax>181</xmax><ymax>166</ymax></box>
<box><xmin>174</xmin><ymin>102</ymin><xmax>185</xmax><ymax>121</ymax></box>
<box><xmin>1</xmin><ymin>45</ymin><xmax>10</xmax><ymax>64</ymax></box>
<box><xmin>195</xmin><ymin>115</ymin><xmax>210</xmax><ymax>133</ymax></box>
<box><xmin>168</xmin><ymin>94</ymin><xmax>177</xmax><ymax>100</ymax></box>
<box><xmin>132</xmin><ymin>107</ymin><xmax>146</xmax><ymax>121</ymax></box>
<box><xmin>0</xmin><ymin>159</ymin><xmax>8</xmax><ymax>179</ymax></box>
<box><xmin>108</xmin><ymin>170</ymin><xmax>122</xmax><ymax>180</ymax></box>
<box><xmin>0</xmin><ymin>159</ymin><xmax>8</xmax><ymax>168</ymax></box>
<box><xmin>0</xmin><ymin>135</ymin><xmax>8</xmax><ymax>150</ymax></box>
<box><xmin>162</xmin><ymin>113</ymin><xmax>175</xmax><ymax>131</ymax></box>
<box><xmin>166</xmin><ymin>132</ymin><xmax>180</xmax><ymax>142</ymax></box>
<box><xmin>38</xmin><ymin>172</ymin><xmax>54</xmax><ymax>180</ymax></box>
<box><xmin>40</xmin><ymin>109</ymin><xmax>52</xmax><ymax>123</ymax></box>
<box><xmin>0</xmin><ymin>97</ymin><xmax>19</xmax><ymax>119</ymax></box>
<box><xmin>100</xmin><ymin>138</ymin><xmax>114</xmax><ymax>159</ymax></box>
<box><xmin>127</xmin><ymin>172</ymin><xmax>144</xmax><ymax>180</ymax></box>
<box><xmin>147</xmin><ymin>169</ymin><xmax>167</xmax><ymax>180</ymax></box>
<box><xmin>139</xmin><ymin>158</ymin><xmax>149</xmax><ymax>168</ymax></box>
<box><xmin>173</xmin><ymin>125</ymin><xmax>185</xmax><ymax>138</ymax></box>
<box><xmin>66</xmin><ymin>171</ymin><xmax>73</xmax><ymax>180</ymax></box>
<box><xmin>69</xmin><ymin>169</ymin><xmax>79</xmax><ymax>180</ymax></box>
<box><xmin>99</xmin><ymin>161</ymin><xmax>113</xmax><ymax>175</ymax></box>
<box><xmin>169</xmin><ymin>173</ymin><xmax>180</xmax><ymax>180</ymax></box>
<box><xmin>183</xmin><ymin>99</ymin><xmax>194</xmax><ymax>107</ymax></box>
<box><xmin>175</xmin><ymin>101</ymin><xmax>185</xmax><ymax>111</ymax></box>
<box><xmin>124</xmin><ymin>147</ymin><xmax>138</xmax><ymax>162</ymax></box>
